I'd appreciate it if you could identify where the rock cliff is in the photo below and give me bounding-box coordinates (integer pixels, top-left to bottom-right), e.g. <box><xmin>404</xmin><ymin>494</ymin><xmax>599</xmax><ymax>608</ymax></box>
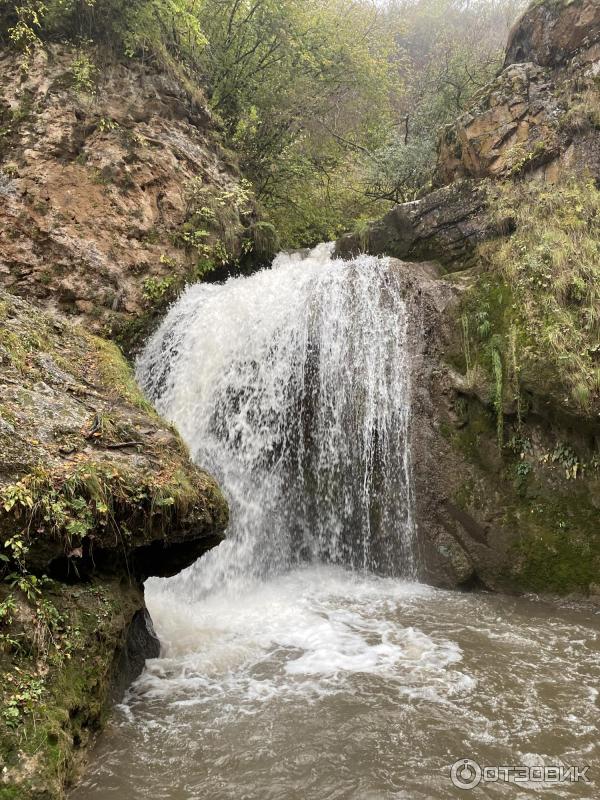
<box><xmin>0</xmin><ymin>45</ymin><xmax>271</xmax><ymax>353</ymax></box>
<box><xmin>436</xmin><ymin>0</ymin><xmax>600</xmax><ymax>186</ymax></box>
<box><xmin>0</xmin><ymin>44</ymin><xmax>236</xmax><ymax>800</ymax></box>
<box><xmin>337</xmin><ymin>0</ymin><xmax>600</xmax><ymax>596</ymax></box>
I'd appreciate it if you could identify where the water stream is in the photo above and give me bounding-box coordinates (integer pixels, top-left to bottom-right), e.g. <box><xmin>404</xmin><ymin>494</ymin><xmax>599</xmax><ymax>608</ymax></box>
<box><xmin>73</xmin><ymin>246</ymin><xmax>600</xmax><ymax>799</ymax></box>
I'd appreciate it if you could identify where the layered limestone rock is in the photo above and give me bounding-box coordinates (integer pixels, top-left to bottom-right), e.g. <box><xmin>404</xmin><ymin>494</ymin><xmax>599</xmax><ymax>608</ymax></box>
<box><xmin>0</xmin><ymin>45</ymin><xmax>266</xmax><ymax>351</ymax></box>
<box><xmin>434</xmin><ymin>62</ymin><xmax>565</xmax><ymax>185</ymax></box>
<box><xmin>336</xmin><ymin>0</ymin><xmax>600</xmax><ymax>596</ymax></box>
<box><xmin>336</xmin><ymin>180</ymin><xmax>493</xmax><ymax>269</ymax></box>
<box><xmin>436</xmin><ymin>0</ymin><xmax>600</xmax><ymax>186</ymax></box>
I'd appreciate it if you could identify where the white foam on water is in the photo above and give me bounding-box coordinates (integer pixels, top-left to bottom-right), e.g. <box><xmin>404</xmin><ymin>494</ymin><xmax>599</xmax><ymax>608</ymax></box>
<box><xmin>140</xmin><ymin>566</ymin><xmax>467</xmax><ymax>709</ymax></box>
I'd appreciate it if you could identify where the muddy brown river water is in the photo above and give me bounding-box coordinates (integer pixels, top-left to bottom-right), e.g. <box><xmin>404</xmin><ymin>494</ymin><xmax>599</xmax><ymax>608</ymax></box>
<box><xmin>72</xmin><ymin>567</ymin><xmax>600</xmax><ymax>800</ymax></box>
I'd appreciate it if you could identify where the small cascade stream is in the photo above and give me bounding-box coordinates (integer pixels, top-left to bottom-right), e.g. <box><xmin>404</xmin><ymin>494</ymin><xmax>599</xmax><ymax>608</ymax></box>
<box><xmin>73</xmin><ymin>246</ymin><xmax>600</xmax><ymax>800</ymax></box>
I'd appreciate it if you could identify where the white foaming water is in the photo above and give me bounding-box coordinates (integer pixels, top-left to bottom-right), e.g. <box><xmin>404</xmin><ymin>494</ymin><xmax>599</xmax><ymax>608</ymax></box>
<box><xmin>74</xmin><ymin>566</ymin><xmax>600</xmax><ymax>800</ymax></box>
<box><xmin>142</xmin><ymin>567</ymin><xmax>463</xmax><ymax>700</ymax></box>
<box><xmin>72</xmin><ymin>247</ymin><xmax>600</xmax><ymax>800</ymax></box>
<box><xmin>137</xmin><ymin>244</ymin><xmax>416</xmax><ymax>597</ymax></box>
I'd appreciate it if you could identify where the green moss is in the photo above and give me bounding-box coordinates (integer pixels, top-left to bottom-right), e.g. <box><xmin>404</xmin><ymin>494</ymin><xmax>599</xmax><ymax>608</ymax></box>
<box><xmin>508</xmin><ymin>139</ymin><xmax>552</xmax><ymax>178</ymax></box>
<box><xmin>559</xmin><ymin>87</ymin><xmax>600</xmax><ymax>133</ymax></box>
<box><xmin>0</xmin><ymin>451</ymin><xmax>224</xmax><ymax>566</ymax></box>
<box><xmin>0</xmin><ymin>329</ymin><xmax>29</xmax><ymax>371</ymax></box>
<box><xmin>444</xmin><ymin>390</ymin><xmax>600</xmax><ymax>595</ymax></box>
<box><xmin>0</xmin><ymin>287</ymin><xmax>228</xmax><ymax>793</ymax></box>
<box><xmin>113</xmin><ymin>308</ymin><xmax>159</xmax><ymax>357</ymax></box>
<box><xmin>87</xmin><ymin>334</ymin><xmax>153</xmax><ymax>412</ymax></box>
<box><xmin>0</xmin><ymin>580</ymin><xmax>141</xmax><ymax>799</ymax></box>
<box><xmin>505</xmin><ymin>489</ymin><xmax>600</xmax><ymax>594</ymax></box>
<box><xmin>453</xmin><ymin>478</ymin><xmax>475</xmax><ymax>510</ymax></box>
<box><xmin>0</xmin><ymin>92</ymin><xmax>35</xmax><ymax>161</ymax></box>
<box><xmin>479</xmin><ymin>176</ymin><xmax>600</xmax><ymax>414</ymax></box>
<box><xmin>447</xmin><ymin>395</ymin><xmax>500</xmax><ymax>467</ymax></box>
<box><xmin>246</xmin><ymin>221</ymin><xmax>279</xmax><ymax>261</ymax></box>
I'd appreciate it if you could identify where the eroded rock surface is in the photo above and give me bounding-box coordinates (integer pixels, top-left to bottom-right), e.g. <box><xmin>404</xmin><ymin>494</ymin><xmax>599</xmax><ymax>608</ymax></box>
<box><xmin>336</xmin><ymin>180</ymin><xmax>492</xmax><ymax>269</ymax></box>
<box><xmin>392</xmin><ymin>257</ymin><xmax>600</xmax><ymax>594</ymax></box>
<box><xmin>504</xmin><ymin>0</ymin><xmax>600</xmax><ymax>68</ymax></box>
<box><xmin>0</xmin><ymin>46</ymin><xmax>261</xmax><ymax>349</ymax></box>
<box><xmin>436</xmin><ymin>0</ymin><xmax>600</xmax><ymax>186</ymax></box>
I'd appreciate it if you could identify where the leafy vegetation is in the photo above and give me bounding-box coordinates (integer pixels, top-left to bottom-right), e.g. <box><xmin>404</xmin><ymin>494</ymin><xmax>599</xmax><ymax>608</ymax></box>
<box><xmin>0</xmin><ymin>0</ymin><xmax>525</xmax><ymax>247</ymax></box>
<box><xmin>482</xmin><ymin>177</ymin><xmax>600</xmax><ymax>412</ymax></box>
<box><xmin>365</xmin><ymin>0</ymin><xmax>526</xmax><ymax>203</ymax></box>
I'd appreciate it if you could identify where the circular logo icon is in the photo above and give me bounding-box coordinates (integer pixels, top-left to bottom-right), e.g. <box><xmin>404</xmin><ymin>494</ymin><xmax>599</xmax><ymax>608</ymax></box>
<box><xmin>451</xmin><ymin>758</ymin><xmax>482</xmax><ymax>790</ymax></box>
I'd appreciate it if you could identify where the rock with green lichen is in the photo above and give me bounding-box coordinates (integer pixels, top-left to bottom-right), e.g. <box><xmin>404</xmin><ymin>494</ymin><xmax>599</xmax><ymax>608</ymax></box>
<box><xmin>0</xmin><ymin>289</ymin><xmax>228</xmax><ymax>799</ymax></box>
<box><xmin>404</xmin><ymin>250</ymin><xmax>600</xmax><ymax>596</ymax></box>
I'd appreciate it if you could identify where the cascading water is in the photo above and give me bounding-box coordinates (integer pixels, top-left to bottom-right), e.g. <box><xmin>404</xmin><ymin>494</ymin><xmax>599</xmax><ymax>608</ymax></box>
<box><xmin>73</xmin><ymin>246</ymin><xmax>600</xmax><ymax>800</ymax></box>
<box><xmin>136</xmin><ymin>243</ymin><xmax>417</xmax><ymax>594</ymax></box>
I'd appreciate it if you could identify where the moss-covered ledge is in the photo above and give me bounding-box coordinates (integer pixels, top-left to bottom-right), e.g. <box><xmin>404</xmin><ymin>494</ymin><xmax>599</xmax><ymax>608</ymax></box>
<box><xmin>432</xmin><ymin>175</ymin><xmax>600</xmax><ymax>595</ymax></box>
<box><xmin>0</xmin><ymin>290</ymin><xmax>228</xmax><ymax>799</ymax></box>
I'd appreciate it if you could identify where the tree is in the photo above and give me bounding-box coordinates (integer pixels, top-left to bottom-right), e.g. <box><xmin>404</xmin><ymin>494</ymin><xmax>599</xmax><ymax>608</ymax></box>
<box><xmin>364</xmin><ymin>0</ymin><xmax>527</xmax><ymax>203</ymax></box>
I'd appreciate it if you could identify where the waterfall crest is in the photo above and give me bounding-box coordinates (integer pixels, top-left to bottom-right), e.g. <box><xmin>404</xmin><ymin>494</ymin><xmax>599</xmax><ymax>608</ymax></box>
<box><xmin>137</xmin><ymin>244</ymin><xmax>416</xmax><ymax>597</ymax></box>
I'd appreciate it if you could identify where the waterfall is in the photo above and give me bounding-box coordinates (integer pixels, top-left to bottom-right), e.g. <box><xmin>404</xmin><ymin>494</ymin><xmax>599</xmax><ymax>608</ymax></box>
<box><xmin>136</xmin><ymin>244</ymin><xmax>416</xmax><ymax>597</ymax></box>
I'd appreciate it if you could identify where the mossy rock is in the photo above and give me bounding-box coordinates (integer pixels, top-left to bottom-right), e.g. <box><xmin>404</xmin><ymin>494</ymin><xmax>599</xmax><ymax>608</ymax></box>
<box><xmin>0</xmin><ymin>289</ymin><xmax>228</xmax><ymax>798</ymax></box>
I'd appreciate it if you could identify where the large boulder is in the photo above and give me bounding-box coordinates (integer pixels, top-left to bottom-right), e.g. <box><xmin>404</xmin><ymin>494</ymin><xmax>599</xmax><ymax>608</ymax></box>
<box><xmin>335</xmin><ymin>180</ymin><xmax>493</xmax><ymax>269</ymax></box>
<box><xmin>504</xmin><ymin>0</ymin><xmax>600</xmax><ymax>68</ymax></box>
<box><xmin>0</xmin><ymin>289</ymin><xmax>228</xmax><ymax>799</ymax></box>
<box><xmin>0</xmin><ymin>290</ymin><xmax>228</xmax><ymax>580</ymax></box>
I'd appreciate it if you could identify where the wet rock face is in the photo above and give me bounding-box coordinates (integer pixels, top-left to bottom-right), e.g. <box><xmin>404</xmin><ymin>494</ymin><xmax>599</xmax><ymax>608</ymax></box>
<box><xmin>343</xmin><ymin>1</ymin><xmax>600</xmax><ymax>592</ymax></box>
<box><xmin>335</xmin><ymin>181</ymin><xmax>493</xmax><ymax>269</ymax></box>
<box><xmin>0</xmin><ymin>45</ymin><xmax>256</xmax><ymax>347</ymax></box>
<box><xmin>504</xmin><ymin>0</ymin><xmax>600</xmax><ymax>68</ymax></box>
<box><xmin>0</xmin><ymin>289</ymin><xmax>228</xmax><ymax>581</ymax></box>
<box><xmin>436</xmin><ymin>0</ymin><xmax>600</xmax><ymax>187</ymax></box>
<box><xmin>0</xmin><ymin>289</ymin><xmax>228</xmax><ymax>799</ymax></box>
<box><xmin>109</xmin><ymin>608</ymin><xmax>161</xmax><ymax>705</ymax></box>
